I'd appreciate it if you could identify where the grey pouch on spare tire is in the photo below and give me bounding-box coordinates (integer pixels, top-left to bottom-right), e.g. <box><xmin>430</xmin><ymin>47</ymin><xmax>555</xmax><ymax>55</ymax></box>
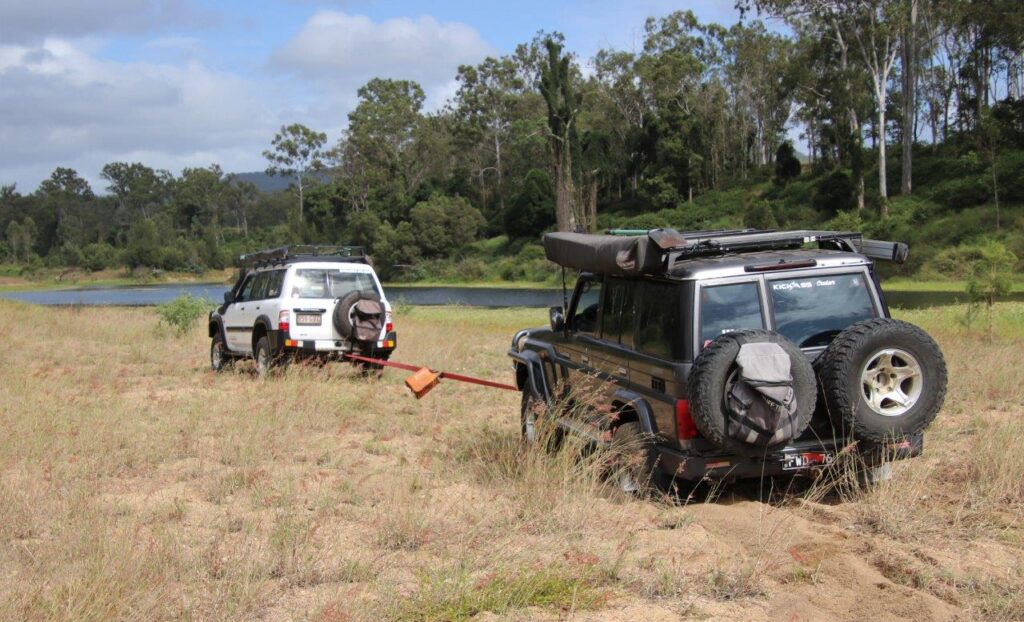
<box><xmin>351</xmin><ymin>299</ymin><xmax>384</xmax><ymax>342</ymax></box>
<box><xmin>726</xmin><ymin>342</ymin><xmax>801</xmax><ymax>446</ymax></box>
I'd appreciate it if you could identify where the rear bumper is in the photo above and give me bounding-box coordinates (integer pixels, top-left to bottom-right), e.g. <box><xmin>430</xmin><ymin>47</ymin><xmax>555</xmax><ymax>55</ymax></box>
<box><xmin>280</xmin><ymin>331</ymin><xmax>397</xmax><ymax>355</ymax></box>
<box><xmin>657</xmin><ymin>433</ymin><xmax>923</xmax><ymax>481</ymax></box>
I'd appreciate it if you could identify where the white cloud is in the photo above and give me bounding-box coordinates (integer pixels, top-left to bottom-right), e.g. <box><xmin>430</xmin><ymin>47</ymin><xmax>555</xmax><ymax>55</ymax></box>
<box><xmin>0</xmin><ymin>39</ymin><xmax>283</xmax><ymax>190</ymax></box>
<box><xmin>0</xmin><ymin>0</ymin><xmax>217</xmax><ymax>44</ymax></box>
<box><xmin>269</xmin><ymin>11</ymin><xmax>494</xmax><ymax>110</ymax></box>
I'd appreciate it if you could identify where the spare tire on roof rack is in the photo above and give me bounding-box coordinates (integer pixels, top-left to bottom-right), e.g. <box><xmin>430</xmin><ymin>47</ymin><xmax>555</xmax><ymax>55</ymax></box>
<box><xmin>687</xmin><ymin>329</ymin><xmax>816</xmax><ymax>456</ymax></box>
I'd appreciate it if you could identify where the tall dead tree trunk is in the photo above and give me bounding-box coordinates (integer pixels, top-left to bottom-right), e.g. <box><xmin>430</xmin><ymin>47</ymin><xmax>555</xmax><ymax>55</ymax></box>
<box><xmin>900</xmin><ymin>0</ymin><xmax>918</xmax><ymax>196</ymax></box>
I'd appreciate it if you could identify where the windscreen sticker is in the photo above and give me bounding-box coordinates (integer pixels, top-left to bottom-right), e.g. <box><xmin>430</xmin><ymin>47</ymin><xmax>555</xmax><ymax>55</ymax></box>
<box><xmin>772</xmin><ymin>279</ymin><xmax>838</xmax><ymax>291</ymax></box>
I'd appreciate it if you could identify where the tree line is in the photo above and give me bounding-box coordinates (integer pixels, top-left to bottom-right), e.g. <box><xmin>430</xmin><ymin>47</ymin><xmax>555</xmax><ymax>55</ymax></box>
<box><xmin>3</xmin><ymin>1</ymin><xmax>1022</xmax><ymax>279</ymax></box>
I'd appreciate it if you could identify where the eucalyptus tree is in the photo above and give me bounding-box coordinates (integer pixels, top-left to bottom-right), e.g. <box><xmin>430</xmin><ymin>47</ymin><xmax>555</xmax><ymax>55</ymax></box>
<box><xmin>743</xmin><ymin>0</ymin><xmax>918</xmax><ymax>214</ymax></box>
<box><xmin>100</xmin><ymin>162</ymin><xmax>172</xmax><ymax>223</ymax></box>
<box><xmin>452</xmin><ymin>56</ymin><xmax>528</xmax><ymax>216</ymax></box>
<box><xmin>263</xmin><ymin>123</ymin><xmax>327</xmax><ymax>224</ymax></box>
<box><xmin>37</xmin><ymin>167</ymin><xmax>94</xmax><ymax>251</ymax></box>
<box><xmin>334</xmin><ymin>79</ymin><xmax>426</xmax><ymax>221</ymax></box>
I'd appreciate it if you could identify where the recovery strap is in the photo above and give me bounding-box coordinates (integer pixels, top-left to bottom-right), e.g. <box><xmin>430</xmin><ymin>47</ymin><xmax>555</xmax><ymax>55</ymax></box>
<box><xmin>342</xmin><ymin>353</ymin><xmax>518</xmax><ymax>392</ymax></box>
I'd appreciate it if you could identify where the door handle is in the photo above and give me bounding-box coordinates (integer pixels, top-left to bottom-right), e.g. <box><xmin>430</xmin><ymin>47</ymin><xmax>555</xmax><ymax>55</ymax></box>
<box><xmin>617</xmin><ymin>366</ymin><xmax>627</xmax><ymax>375</ymax></box>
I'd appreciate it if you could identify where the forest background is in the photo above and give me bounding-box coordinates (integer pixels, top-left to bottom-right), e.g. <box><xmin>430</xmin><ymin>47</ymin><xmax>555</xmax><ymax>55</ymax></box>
<box><xmin>2</xmin><ymin>0</ymin><xmax>1022</xmax><ymax>284</ymax></box>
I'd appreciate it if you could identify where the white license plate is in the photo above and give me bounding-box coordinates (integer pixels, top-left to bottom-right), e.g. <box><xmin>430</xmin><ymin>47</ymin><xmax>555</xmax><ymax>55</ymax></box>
<box><xmin>782</xmin><ymin>451</ymin><xmax>833</xmax><ymax>471</ymax></box>
<box><xmin>296</xmin><ymin>313</ymin><xmax>321</xmax><ymax>326</ymax></box>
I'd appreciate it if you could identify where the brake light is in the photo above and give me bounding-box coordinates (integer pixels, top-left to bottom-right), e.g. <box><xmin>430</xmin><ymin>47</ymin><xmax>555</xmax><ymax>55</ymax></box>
<box><xmin>278</xmin><ymin>310</ymin><xmax>290</xmax><ymax>335</ymax></box>
<box><xmin>675</xmin><ymin>399</ymin><xmax>698</xmax><ymax>439</ymax></box>
<box><xmin>386</xmin><ymin>310</ymin><xmax>394</xmax><ymax>334</ymax></box>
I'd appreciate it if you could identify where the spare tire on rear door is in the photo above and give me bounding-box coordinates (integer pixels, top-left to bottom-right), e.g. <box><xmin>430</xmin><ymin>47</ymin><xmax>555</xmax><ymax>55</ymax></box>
<box><xmin>817</xmin><ymin>318</ymin><xmax>946</xmax><ymax>441</ymax></box>
<box><xmin>688</xmin><ymin>330</ymin><xmax>816</xmax><ymax>456</ymax></box>
<box><xmin>334</xmin><ymin>291</ymin><xmax>384</xmax><ymax>342</ymax></box>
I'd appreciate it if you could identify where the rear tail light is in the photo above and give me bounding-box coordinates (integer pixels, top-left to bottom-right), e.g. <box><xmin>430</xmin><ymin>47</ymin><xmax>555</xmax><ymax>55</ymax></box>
<box><xmin>278</xmin><ymin>310</ymin><xmax>290</xmax><ymax>335</ymax></box>
<box><xmin>385</xmin><ymin>309</ymin><xmax>394</xmax><ymax>334</ymax></box>
<box><xmin>675</xmin><ymin>399</ymin><xmax>698</xmax><ymax>440</ymax></box>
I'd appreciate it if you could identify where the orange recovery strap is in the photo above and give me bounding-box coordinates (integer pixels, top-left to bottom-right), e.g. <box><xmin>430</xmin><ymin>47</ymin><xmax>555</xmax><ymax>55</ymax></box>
<box><xmin>342</xmin><ymin>353</ymin><xmax>518</xmax><ymax>399</ymax></box>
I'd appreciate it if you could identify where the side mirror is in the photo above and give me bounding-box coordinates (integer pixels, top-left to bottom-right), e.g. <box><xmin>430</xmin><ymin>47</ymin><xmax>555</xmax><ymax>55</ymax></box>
<box><xmin>223</xmin><ymin>291</ymin><xmax>234</xmax><ymax>304</ymax></box>
<box><xmin>549</xmin><ymin>306</ymin><xmax>565</xmax><ymax>332</ymax></box>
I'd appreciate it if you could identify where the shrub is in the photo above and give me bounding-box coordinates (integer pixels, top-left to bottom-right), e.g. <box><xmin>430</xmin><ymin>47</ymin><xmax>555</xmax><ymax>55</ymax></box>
<box><xmin>774</xmin><ymin>142</ymin><xmax>802</xmax><ymax>185</ymax></box>
<box><xmin>124</xmin><ymin>219</ymin><xmax>163</xmax><ymax>268</ymax></box>
<box><xmin>928</xmin><ymin>175</ymin><xmax>990</xmax><ymax>210</ymax></box>
<box><xmin>81</xmin><ymin>243</ymin><xmax>119</xmax><ymax>272</ymax></box>
<box><xmin>744</xmin><ymin>200</ymin><xmax>777</xmax><ymax>229</ymax></box>
<box><xmin>505</xmin><ymin>169</ymin><xmax>555</xmax><ymax>240</ymax></box>
<box><xmin>966</xmin><ymin>240</ymin><xmax>1017</xmax><ymax>307</ymax></box>
<box><xmin>156</xmin><ymin>293</ymin><xmax>211</xmax><ymax>336</ymax></box>
<box><xmin>55</xmin><ymin>243</ymin><xmax>83</xmax><ymax>267</ymax></box>
<box><xmin>410</xmin><ymin>195</ymin><xmax>486</xmax><ymax>257</ymax></box>
<box><xmin>812</xmin><ymin>170</ymin><xmax>856</xmax><ymax>215</ymax></box>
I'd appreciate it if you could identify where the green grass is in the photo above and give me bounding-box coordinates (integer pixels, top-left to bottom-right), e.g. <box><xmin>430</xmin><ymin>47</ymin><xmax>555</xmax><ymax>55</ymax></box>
<box><xmin>394</xmin><ymin>564</ymin><xmax>608</xmax><ymax>621</ymax></box>
<box><xmin>882</xmin><ymin>278</ymin><xmax>1024</xmax><ymax>293</ymax></box>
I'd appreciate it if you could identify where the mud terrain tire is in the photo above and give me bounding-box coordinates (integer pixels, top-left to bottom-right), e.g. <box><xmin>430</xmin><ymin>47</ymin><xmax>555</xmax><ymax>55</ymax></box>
<box><xmin>687</xmin><ymin>329</ymin><xmax>816</xmax><ymax>456</ymax></box>
<box><xmin>818</xmin><ymin>319</ymin><xmax>946</xmax><ymax>441</ymax></box>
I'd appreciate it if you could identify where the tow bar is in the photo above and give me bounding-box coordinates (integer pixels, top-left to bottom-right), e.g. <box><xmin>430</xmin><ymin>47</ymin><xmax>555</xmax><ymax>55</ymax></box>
<box><xmin>342</xmin><ymin>353</ymin><xmax>517</xmax><ymax>399</ymax></box>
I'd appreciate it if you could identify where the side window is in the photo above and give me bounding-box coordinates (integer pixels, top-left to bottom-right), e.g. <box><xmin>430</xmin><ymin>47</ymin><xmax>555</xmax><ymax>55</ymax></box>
<box><xmin>699</xmin><ymin>282</ymin><xmax>764</xmax><ymax>346</ymax></box>
<box><xmin>600</xmin><ymin>278</ymin><xmax>634</xmax><ymax>345</ymax></box>
<box><xmin>265</xmin><ymin>270</ymin><xmax>285</xmax><ymax>299</ymax></box>
<box><xmin>633</xmin><ymin>281</ymin><xmax>682</xmax><ymax>358</ymax></box>
<box><xmin>250</xmin><ymin>272</ymin><xmax>271</xmax><ymax>300</ymax></box>
<box><xmin>571</xmin><ymin>278</ymin><xmax>602</xmax><ymax>335</ymax></box>
<box><xmin>236</xmin><ymin>274</ymin><xmax>257</xmax><ymax>302</ymax></box>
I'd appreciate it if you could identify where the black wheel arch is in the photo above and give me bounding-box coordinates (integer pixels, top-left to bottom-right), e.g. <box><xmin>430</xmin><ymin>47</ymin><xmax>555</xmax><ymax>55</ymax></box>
<box><xmin>252</xmin><ymin>315</ymin><xmax>277</xmax><ymax>353</ymax></box>
<box><xmin>610</xmin><ymin>389</ymin><xmax>658</xmax><ymax>436</ymax></box>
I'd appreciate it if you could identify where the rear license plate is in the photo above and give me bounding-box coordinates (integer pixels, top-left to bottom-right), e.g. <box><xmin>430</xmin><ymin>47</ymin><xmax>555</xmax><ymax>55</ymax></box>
<box><xmin>296</xmin><ymin>313</ymin><xmax>321</xmax><ymax>326</ymax></box>
<box><xmin>782</xmin><ymin>451</ymin><xmax>833</xmax><ymax>471</ymax></box>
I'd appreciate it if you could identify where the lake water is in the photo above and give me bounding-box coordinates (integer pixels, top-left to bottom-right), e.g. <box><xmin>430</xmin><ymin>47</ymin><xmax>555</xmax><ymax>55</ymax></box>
<box><xmin>1</xmin><ymin>282</ymin><xmax>1020</xmax><ymax>309</ymax></box>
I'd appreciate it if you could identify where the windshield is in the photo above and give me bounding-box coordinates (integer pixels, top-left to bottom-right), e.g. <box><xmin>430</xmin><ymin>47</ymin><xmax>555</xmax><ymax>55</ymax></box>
<box><xmin>291</xmin><ymin>269</ymin><xmax>380</xmax><ymax>299</ymax></box>
<box><xmin>769</xmin><ymin>273</ymin><xmax>876</xmax><ymax>347</ymax></box>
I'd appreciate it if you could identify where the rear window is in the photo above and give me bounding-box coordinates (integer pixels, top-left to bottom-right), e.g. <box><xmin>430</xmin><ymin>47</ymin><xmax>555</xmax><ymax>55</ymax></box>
<box><xmin>699</xmin><ymin>282</ymin><xmax>764</xmax><ymax>346</ymax></box>
<box><xmin>769</xmin><ymin>273</ymin><xmax>876</xmax><ymax>347</ymax></box>
<box><xmin>291</xmin><ymin>269</ymin><xmax>380</xmax><ymax>299</ymax></box>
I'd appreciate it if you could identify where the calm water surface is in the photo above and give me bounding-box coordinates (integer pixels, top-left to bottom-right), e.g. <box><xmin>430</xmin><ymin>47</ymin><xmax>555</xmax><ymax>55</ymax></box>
<box><xmin>0</xmin><ymin>283</ymin><xmax>1020</xmax><ymax>309</ymax></box>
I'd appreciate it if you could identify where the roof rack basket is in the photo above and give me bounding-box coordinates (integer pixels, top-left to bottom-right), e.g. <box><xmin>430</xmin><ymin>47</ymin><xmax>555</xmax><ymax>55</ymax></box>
<box><xmin>238</xmin><ymin>245</ymin><xmax>368</xmax><ymax>269</ymax></box>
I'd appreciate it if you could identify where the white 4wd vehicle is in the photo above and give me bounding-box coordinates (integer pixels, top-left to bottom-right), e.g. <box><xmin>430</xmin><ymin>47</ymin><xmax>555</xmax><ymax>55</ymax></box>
<box><xmin>208</xmin><ymin>246</ymin><xmax>396</xmax><ymax>375</ymax></box>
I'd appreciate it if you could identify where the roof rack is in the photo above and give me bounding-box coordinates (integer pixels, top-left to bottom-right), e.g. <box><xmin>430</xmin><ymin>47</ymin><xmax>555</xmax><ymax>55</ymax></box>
<box><xmin>544</xmin><ymin>228</ymin><xmax>908</xmax><ymax>276</ymax></box>
<box><xmin>238</xmin><ymin>245</ymin><xmax>368</xmax><ymax>269</ymax></box>
<box><xmin>611</xmin><ymin>228</ymin><xmax>908</xmax><ymax>264</ymax></box>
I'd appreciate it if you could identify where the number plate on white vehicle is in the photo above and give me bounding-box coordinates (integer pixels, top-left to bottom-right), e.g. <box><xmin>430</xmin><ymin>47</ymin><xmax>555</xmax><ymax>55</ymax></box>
<box><xmin>782</xmin><ymin>451</ymin><xmax>833</xmax><ymax>471</ymax></box>
<box><xmin>296</xmin><ymin>313</ymin><xmax>321</xmax><ymax>325</ymax></box>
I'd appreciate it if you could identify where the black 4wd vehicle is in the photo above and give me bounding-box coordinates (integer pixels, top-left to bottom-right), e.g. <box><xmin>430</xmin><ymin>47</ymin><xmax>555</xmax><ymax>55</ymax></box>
<box><xmin>509</xmin><ymin>228</ymin><xmax>947</xmax><ymax>491</ymax></box>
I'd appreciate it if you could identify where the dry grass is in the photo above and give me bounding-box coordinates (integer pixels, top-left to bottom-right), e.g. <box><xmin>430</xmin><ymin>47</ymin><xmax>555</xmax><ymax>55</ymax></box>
<box><xmin>0</xmin><ymin>299</ymin><xmax>1021</xmax><ymax>620</ymax></box>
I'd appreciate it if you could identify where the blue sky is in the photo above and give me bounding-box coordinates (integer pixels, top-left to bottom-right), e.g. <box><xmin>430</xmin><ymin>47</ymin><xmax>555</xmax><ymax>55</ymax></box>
<box><xmin>0</xmin><ymin>0</ymin><xmax>758</xmax><ymax>191</ymax></box>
